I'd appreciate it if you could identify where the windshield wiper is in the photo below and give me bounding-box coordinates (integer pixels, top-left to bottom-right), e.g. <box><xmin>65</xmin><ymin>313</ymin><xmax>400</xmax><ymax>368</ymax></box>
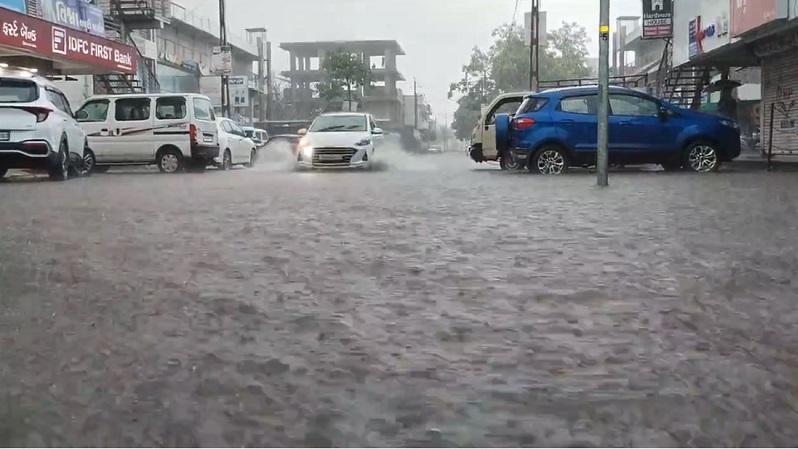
<box><xmin>314</xmin><ymin>125</ymin><xmax>347</xmax><ymax>132</ymax></box>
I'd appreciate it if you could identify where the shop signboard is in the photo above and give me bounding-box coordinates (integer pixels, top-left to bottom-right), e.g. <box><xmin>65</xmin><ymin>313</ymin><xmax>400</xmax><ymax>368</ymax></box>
<box><xmin>0</xmin><ymin>0</ymin><xmax>26</xmax><ymax>13</ymax></box>
<box><xmin>642</xmin><ymin>0</ymin><xmax>673</xmax><ymax>39</ymax></box>
<box><xmin>229</xmin><ymin>75</ymin><xmax>249</xmax><ymax>107</ymax></box>
<box><xmin>673</xmin><ymin>0</ymin><xmax>731</xmax><ymax>66</ymax></box>
<box><xmin>210</xmin><ymin>45</ymin><xmax>232</xmax><ymax>75</ymax></box>
<box><xmin>0</xmin><ymin>7</ymin><xmax>136</xmax><ymax>73</ymax></box>
<box><xmin>732</xmin><ymin>0</ymin><xmax>789</xmax><ymax>37</ymax></box>
<box><xmin>41</xmin><ymin>0</ymin><xmax>105</xmax><ymax>37</ymax></box>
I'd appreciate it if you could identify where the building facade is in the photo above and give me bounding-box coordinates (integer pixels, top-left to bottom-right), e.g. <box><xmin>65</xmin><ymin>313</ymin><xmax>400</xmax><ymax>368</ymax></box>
<box><xmin>280</xmin><ymin>40</ymin><xmax>406</xmax><ymax>128</ymax></box>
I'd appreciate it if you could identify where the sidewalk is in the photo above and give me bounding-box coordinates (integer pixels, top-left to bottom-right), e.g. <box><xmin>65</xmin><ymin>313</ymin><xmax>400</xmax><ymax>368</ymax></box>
<box><xmin>729</xmin><ymin>151</ymin><xmax>798</xmax><ymax>171</ymax></box>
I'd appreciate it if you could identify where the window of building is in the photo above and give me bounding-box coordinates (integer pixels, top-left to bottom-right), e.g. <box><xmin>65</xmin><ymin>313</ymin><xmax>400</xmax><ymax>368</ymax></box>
<box><xmin>115</xmin><ymin>98</ymin><xmax>151</xmax><ymax>121</ymax></box>
<box><xmin>156</xmin><ymin>97</ymin><xmax>187</xmax><ymax>120</ymax></box>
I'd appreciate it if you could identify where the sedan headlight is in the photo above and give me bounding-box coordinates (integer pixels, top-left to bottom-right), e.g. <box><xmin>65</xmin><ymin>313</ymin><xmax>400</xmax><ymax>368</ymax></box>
<box><xmin>720</xmin><ymin>119</ymin><xmax>739</xmax><ymax>130</ymax></box>
<box><xmin>301</xmin><ymin>145</ymin><xmax>314</xmax><ymax>159</ymax></box>
<box><xmin>356</xmin><ymin>138</ymin><xmax>372</xmax><ymax>147</ymax></box>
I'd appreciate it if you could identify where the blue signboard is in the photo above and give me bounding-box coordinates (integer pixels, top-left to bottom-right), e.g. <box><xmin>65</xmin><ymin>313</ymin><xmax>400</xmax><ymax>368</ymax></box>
<box><xmin>0</xmin><ymin>0</ymin><xmax>27</xmax><ymax>13</ymax></box>
<box><xmin>41</xmin><ymin>0</ymin><xmax>105</xmax><ymax>36</ymax></box>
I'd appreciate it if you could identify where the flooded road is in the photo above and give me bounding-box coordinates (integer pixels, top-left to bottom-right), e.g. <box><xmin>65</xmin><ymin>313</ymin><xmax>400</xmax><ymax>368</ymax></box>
<box><xmin>1</xmin><ymin>148</ymin><xmax>798</xmax><ymax>446</ymax></box>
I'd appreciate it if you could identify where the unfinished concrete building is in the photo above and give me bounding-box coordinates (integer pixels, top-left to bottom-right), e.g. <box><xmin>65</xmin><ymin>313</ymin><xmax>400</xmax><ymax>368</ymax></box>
<box><xmin>280</xmin><ymin>40</ymin><xmax>405</xmax><ymax>128</ymax></box>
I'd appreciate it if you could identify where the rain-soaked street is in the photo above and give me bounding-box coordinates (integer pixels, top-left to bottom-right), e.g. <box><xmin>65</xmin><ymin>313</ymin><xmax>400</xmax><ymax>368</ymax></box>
<box><xmin>1</xmin><ymin>146</ymin><xmax>798</xmax><ymax>446</ymax></box>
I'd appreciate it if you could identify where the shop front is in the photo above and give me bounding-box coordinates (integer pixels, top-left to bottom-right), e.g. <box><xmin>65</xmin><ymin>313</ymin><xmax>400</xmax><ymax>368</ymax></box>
<box><xmin>0</xmin><ymin>5</ymin><xmax>138</xmax><ymax>75</ymax></box>
<box><xmin>731</xmin><ymin>0</ymin><xmax>798</xmax><ymax>156</ymax></box>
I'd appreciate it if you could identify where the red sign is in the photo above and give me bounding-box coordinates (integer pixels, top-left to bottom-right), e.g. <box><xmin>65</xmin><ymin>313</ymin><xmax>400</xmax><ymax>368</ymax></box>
<box><xmin>732</xmin><ymin>0</ymin><xmax>786</xmax><ymax>37</ymax></box>
<box><xmin>0</xmin><ymin>7</ymin><xmax>137</xmax><ymax>73</ymax></box>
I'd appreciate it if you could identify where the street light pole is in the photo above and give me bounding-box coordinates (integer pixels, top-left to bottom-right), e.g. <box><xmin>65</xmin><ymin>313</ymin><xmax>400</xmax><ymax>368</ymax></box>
<box><xmin>597</xmin><ymin>0</ymin><xmax>610</xmax><ymax>187</ymax></box>
<box><xmin>528</xmin><ymin>0</ymin><xmax>540</xmax><ymax>91</ymax></box>
<box><xmin>219</xmin><ymin>0</ymin><xmax>230</xmax><ymax>118</ymax></box>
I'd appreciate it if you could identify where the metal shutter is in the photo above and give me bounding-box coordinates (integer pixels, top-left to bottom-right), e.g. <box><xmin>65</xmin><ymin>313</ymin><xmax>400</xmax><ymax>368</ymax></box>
<box><xmin>762</xmin><ymin>50</ymin><xmax>798</xmax><ymax>155</ymax></box>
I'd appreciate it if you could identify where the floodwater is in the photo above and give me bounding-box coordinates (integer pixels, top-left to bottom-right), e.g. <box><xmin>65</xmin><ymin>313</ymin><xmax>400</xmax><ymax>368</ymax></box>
<box><xmin>1</xmin><ymin>145</ymin><xmax>797</xmax><ymax>446</ymax></box>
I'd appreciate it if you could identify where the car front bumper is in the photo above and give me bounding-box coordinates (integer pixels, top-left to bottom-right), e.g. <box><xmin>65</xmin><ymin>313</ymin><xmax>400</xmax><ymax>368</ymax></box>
<box><xmin>296</xmin><ymin>160</ymin><xmax>370</xmax><ymax>169</ymax></box>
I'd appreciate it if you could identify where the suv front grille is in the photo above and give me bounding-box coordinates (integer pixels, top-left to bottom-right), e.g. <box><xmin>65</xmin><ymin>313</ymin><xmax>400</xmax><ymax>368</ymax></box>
<box><xmin>313</xmin><ymin>147</ymin><xmax>357</xmax><ymax>166</ymax></box>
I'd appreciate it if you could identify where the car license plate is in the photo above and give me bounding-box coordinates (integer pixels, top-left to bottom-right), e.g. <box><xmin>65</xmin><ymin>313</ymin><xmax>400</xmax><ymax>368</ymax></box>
<box><xmin>0</xmin><ymin>131</ymin><xmax>9</xmax><ymax>141</ymax></box>
<box><xmin>203</xmin><ymin>135</ymin><xmax>213</xmax><ymax>143</ymax></box>
<box><xmin>319</xmin><ymin>154</ymin><xmax>342</xmax><ymax>161</ymax></box>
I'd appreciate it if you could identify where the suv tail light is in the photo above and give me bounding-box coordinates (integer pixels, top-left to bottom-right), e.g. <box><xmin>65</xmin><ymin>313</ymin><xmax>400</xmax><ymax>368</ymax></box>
<box><xmin>189</xmin><ymin>124</ymin><xmax>198</xmax><ymax>145</ymax></box>
<box><xmin>17</xmin><ymin>106</ymin><xmax>52</xmax><ymax>123</ymax></box>
<box><xmin>512</xmin><ymin>117</ymin><xmax>537</xmax><ymax>130</ymax></box>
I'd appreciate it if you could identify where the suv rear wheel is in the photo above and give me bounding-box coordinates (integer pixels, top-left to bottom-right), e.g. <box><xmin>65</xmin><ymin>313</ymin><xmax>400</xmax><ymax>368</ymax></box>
<box><xmin>48</xmin><ymin>141</ymin><xmax>69</xmax><ymax>181</ymax></box>
<box><xmin>531</xmin><ymin>146</ymin><xmax>569</xmax><ymax>175</ymax></box>
<box><xmin>684</xmin><ymin>141</ymin><xmax>720</xmax><ymax>173</ymax></box>
<box><xmin>157</xmin><ymin>148</ymin><xmax>183</xmax><ymax>173</ymax></box>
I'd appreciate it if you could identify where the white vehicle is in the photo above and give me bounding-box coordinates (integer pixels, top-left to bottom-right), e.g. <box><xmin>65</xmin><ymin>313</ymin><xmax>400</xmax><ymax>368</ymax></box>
<box><xmin>75</xmin><ymin>93</ymin><xmax>219</xmax><ymax>173</ymax></box>
<box><xmin>215</xmin><ymin>118</ymin><xmax>257</xmax><ymax>170</ymax></box>
<box><xmin>296</xmin><ymin>112</ymin><xmax>383</xmax><ymax>169</ymax></box>
<box><xmin>242</xmin><ymin>126</ymin><xmax>269</xmax><ymax>148</ymax></box>
<box><xmin>0</xmin><ymin>73</ymin><xmax>89</xmax><ymax>181</ymax></box>
<box><xmin>468</xmin><ymin>91</ymin><xmax>529</xmax><ymax>169</ymax></box>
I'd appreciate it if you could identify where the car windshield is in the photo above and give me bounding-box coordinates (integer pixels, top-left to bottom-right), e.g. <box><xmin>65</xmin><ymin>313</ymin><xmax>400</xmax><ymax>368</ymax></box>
<box><xmin>309</xmin><ymin>115</ymin><xmax>367</xmax><ymax>132</ymax></box>
<box><xmin>0</xmin><ymin>78</ymin><xmax>38</xmax><ymax>103</ymax></box>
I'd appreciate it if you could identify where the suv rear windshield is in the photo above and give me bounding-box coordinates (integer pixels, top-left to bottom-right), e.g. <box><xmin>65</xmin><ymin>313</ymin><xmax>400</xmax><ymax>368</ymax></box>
<box><xmin>517</xmin><ymin>97</ymin><xmax>548</xmax><ymax>114</ymax></box>
<box><xmin>0</xmin><ymin>79</ymin><xmax>39</xmax><ymax>103</ymax></box>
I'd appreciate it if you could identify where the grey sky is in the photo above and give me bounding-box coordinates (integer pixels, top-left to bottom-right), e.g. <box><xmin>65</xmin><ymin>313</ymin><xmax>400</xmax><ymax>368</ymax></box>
<box><xmin>190</xmin><ymin>0</ymin><xmax>641</xmax><ymax>122</ymax></box>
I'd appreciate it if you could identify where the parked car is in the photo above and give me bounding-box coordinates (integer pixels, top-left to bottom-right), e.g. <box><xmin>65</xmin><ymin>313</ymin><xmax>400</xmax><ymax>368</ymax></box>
<box><xmin>75</xmin><ymin>93</ymin><xmax>219</xmax><ymax>173</ymax></box>
<box><xmin>498</xmin><ymin>86</ymin><xmax>741</xmax><ymax>174</ymax></box>
<box><xmin>242</xmin><ymin>126</ymin><xmax>269</xmax><ymax>148</ymax></box>
<box><xmin>296</xmin><ymin>112</ymin><xmax>383</xmax><ymax>169</ymax></box>
<box><xmin>467</xmin><ymin>91</ymin><xmax>530</xmax><ymax>169</ymax></box>
<box><xmin>0</xmin><ymin>73</ymin><xmax>89</xmax><ymax>181</ymax></box>
<box><xmin>215</xmin><ymin>118</ymin><xmax>257</xmax><ymax>170</ymax></box>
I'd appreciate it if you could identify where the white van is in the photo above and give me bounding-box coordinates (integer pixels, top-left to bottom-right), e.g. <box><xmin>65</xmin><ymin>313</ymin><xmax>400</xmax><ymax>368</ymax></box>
<box><xmin>75</xmin><ymin>93</ymin><xmax>219</xmax><ymax>173</ymax></box>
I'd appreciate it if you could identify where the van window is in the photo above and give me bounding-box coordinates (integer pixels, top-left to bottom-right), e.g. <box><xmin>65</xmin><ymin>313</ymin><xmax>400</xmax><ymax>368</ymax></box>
<box><xmin>76</xmin><ymin>100</ymin><xmax>109</xmax><ymax>122</ymax></box>
<box><xmin>156</xmin><ymin>97</ymin><xmax>187</xmax><ymax>120</ymax></box>
<box><xmin>193</xmin><ymin>98</ymin><xmax>215</xmax><ymax>121</ymax></box>
<box><xmin>115</xmin><ymin>98</ymin><xmax>151</xmax><ymax>121</ymax></box>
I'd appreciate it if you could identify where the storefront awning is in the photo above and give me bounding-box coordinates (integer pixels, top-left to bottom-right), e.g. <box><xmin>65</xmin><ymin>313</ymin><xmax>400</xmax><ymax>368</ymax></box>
<box><xmin>0</xmin><ymin>7</ymin><xmax>139</xmax><ymax>74</ymax></box>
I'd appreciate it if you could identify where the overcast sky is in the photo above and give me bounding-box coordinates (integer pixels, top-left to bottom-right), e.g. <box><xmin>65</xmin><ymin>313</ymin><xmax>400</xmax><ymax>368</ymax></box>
<box><xmin>188</xmin><ymin>0</ymin><xmax>641</xmax><ymax>122</ymax></box>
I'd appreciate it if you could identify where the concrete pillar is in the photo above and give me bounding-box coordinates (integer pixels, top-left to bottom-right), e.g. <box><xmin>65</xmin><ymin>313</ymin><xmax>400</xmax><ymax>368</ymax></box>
<box><xmin>290</xmin><ymin>52</ymin><xmax>296</xmax><ymax>72</ymax></box>
<box><xmin>384</xmin><ymin>47</ymin><xmax>396</xmax><ymax>96</ymax></box>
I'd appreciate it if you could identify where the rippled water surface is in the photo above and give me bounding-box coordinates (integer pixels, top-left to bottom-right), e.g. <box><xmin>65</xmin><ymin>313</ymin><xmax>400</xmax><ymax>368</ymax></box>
<box><xmin>1</xmin><ymin>147</ymin><xmax>797</xmax><ymax>446</ymax></box>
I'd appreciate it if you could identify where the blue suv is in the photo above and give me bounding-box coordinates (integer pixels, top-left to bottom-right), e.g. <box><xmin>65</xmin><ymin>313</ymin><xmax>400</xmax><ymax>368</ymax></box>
<box><xmin>497</xmin><ymin>86</ymin><xmax>741</xmax><ymax>174</ymax></box>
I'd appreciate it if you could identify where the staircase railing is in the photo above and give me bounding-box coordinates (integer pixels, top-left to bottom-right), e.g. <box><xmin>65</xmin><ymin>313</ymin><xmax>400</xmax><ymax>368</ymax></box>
<box><xmin>126</xmin><ymin>33</ymin><xmax>160</xmax><ymax>93</ymax></box>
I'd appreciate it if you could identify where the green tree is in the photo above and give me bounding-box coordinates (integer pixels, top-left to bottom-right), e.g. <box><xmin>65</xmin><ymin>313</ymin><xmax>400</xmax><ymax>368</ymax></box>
<box><xmin>448</xmin><ymin>22</ymin><xmax>591</xmax><ymax>140</ymax></box>
<box><xmin>321</xmin><ymin>50</ymin><xmax>372</xmax><ymax>112</ymax></box>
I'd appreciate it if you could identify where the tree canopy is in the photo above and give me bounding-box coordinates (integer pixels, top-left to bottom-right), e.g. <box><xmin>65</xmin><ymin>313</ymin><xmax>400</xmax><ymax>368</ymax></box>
<box><xmin>319</xmin><ymin>50</ymin><xmax>372</xmax><ymax>112</ymax></box>
<box><xmin>449</xmin><ymin>22</ymin><xmax>592</xmax><ymax>140</ymax></box>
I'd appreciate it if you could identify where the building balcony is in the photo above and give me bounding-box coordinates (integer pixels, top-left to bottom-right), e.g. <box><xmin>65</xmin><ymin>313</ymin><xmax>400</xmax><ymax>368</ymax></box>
<box><xmin>107</xmin><ymin>0</ymin><xmax>169</xmax><ymax>29</ymax></box>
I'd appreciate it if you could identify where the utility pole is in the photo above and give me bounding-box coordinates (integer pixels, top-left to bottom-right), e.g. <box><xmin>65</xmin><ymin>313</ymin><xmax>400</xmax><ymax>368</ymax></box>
<box><xmin>219</xmin><ymin>0</ymin><xmax>230</xmax><ymax>118</ymax></box>
<box><xmin>528</xmin><ymin>0</ymin><xmax>540</xmax><ymax>91</ymax></box>
<box><xmin>413</xmin><ymin>78</ymin><xmax>418</xmax><ymax>130</ymax></box>
<box><xmin>266</xmin><ymin>41</ymin><xmax>272</xmax><ymax>120</ymax></box>
<box><xmin>597</xmin><ymin>0</ymin><xmax>610</xmax><ymax>187</ymax></box>
<box><xmin>246</xmin><ymin>27</ymin><xmax>267</xmax><ymax>124</ymax></box>
<box><xmin>443</xmin><ymin>111</ymin><xmax>448</xmax><ymax>152</ymax></box>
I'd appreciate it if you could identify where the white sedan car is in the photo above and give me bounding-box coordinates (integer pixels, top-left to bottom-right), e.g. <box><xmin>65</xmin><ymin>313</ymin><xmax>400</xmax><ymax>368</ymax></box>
<box><xmin>296</xmin><ymin>112</ymin><xmax>383</xmax><ymax>169</ymax></box>
<box><xmin>215</xmin><ymin>118</ymin><xmax>257</xmax><ymax>170</ymax></box>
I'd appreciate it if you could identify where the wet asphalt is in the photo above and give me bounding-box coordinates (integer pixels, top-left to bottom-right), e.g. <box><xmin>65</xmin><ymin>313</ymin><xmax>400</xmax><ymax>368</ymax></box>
<box><xmin>1</xmin><ymin>145</ymin><xmax>797</xmax><ymax>447</ymax></box>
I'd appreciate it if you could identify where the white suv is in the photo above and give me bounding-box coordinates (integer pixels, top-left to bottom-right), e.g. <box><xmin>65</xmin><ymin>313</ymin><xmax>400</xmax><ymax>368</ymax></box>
<box><xmin>0</xmin><ymin>73</ymin><xmax>89</xmax><ymax>181</ymax></box>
